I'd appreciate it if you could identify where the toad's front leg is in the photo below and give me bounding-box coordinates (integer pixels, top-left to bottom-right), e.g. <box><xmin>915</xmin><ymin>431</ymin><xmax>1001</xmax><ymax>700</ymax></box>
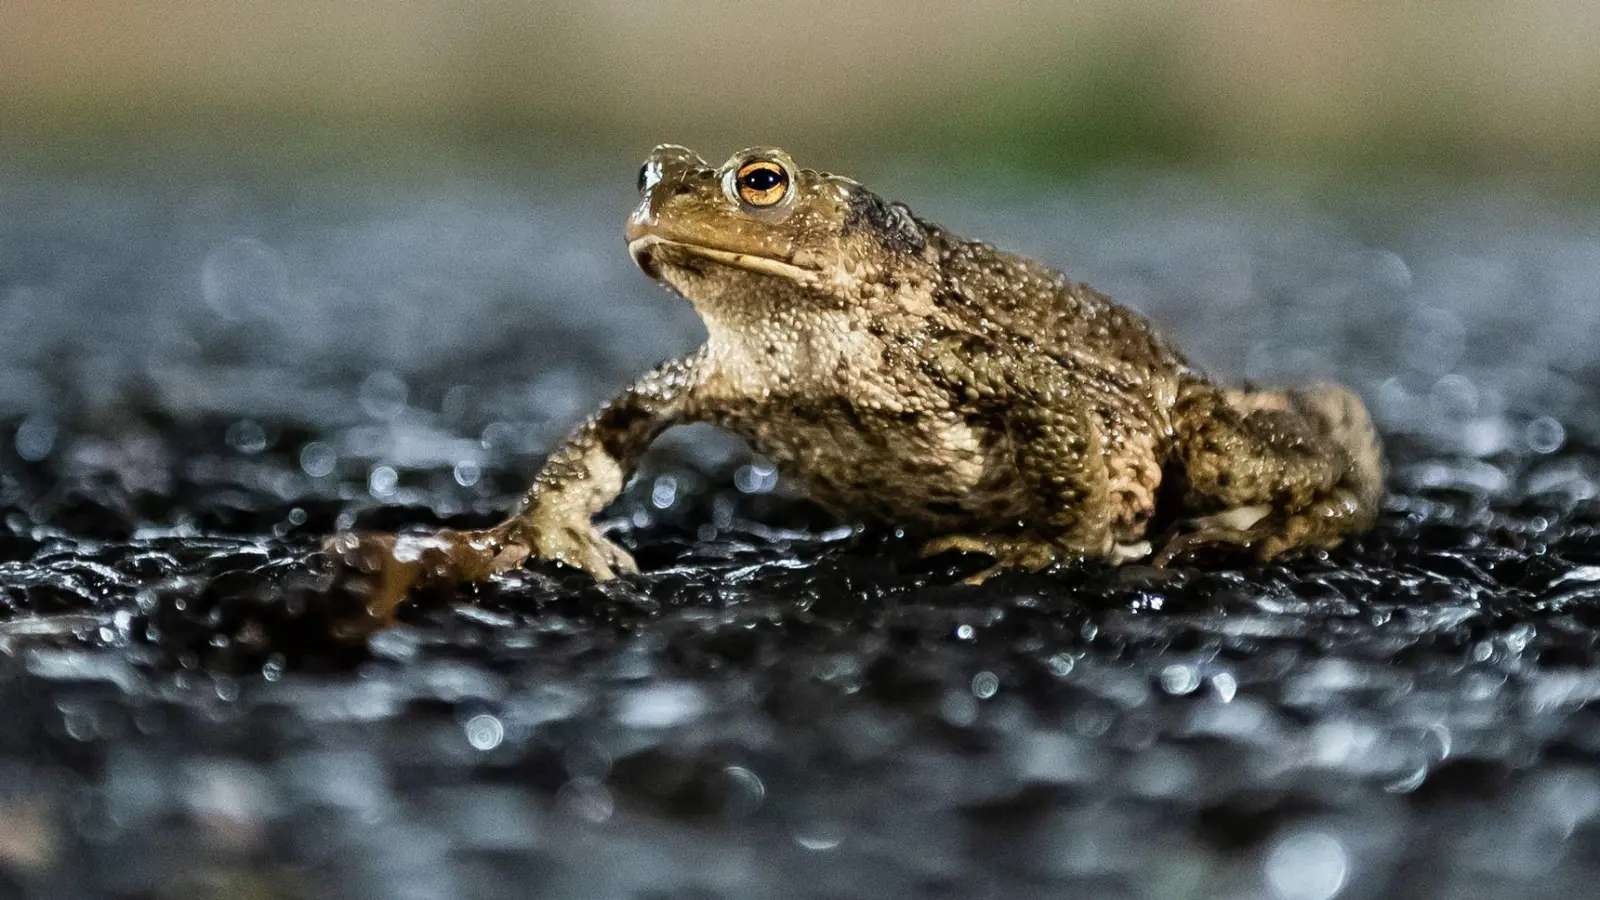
<box><xmin>327</xmin><ymin>350</ymin><xmax>712</xmax><ymax>627</ymax></box>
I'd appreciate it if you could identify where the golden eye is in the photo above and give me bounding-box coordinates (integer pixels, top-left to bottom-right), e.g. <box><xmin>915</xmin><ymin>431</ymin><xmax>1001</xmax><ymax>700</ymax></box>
<box><xmin>735</xmin><ymin>160</ymin><xmax>789</xmax><ymax>207</ymax></box>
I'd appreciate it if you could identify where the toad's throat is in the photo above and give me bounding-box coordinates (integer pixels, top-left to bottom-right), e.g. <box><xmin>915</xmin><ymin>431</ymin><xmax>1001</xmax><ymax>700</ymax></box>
<box><xmin>628</xmin><ymin>235</ymin><xmax>818</xmax><ymax>285</ymax></box>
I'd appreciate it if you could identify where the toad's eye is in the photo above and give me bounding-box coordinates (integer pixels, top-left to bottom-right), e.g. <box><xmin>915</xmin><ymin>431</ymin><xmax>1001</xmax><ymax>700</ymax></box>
<box><xmin>734</xmin><ymin>160</ymin><xmax>789</xmax><ymax>207</ymax></box>
<box><xmin>637</xmin><ymin>161</ymin><xmax>660</xmax><ymax>194</ymax></box>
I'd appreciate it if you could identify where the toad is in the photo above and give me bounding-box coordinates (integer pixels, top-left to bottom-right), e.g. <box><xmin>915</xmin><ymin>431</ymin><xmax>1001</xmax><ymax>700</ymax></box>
<box><xmin>329</xmin><ymin>146</ymin><xmax>1382</xmax><ymax>619</ymax></box>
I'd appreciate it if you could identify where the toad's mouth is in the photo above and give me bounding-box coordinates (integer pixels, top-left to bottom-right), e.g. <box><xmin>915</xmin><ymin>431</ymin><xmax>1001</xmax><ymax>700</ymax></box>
<box><xmin>628</xmin><ymin>236</ymin><xmax>819</xmax><ymax>285</ymax></box>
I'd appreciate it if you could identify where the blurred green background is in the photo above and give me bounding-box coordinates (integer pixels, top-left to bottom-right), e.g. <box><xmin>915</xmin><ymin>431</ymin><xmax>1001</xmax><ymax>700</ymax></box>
<box><xmin>4</xmin><ymin>1</ymin><xmax>1598</xmax><ymax>177</ymax></box>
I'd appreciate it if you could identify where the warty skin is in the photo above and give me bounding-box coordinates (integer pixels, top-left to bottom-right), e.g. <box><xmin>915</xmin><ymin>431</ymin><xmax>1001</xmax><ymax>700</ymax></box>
<box><xmin>328</xmin><ymin>145</ymin><xmax>1383</xmax><ymax>625</ymax></box>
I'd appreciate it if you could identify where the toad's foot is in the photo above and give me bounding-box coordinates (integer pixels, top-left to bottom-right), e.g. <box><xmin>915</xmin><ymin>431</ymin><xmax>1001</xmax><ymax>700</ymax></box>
<box><xmin>324</xmin><ymin>518</ymin><xmax>636</xmax><ymax>634</ymax></box>
<box><xmin>516</xmin><ymin>518</ymin><xmax>639</xmax><ymax>582</ymax></box>
<box><xmin>1150</xmin><ymin>504</ymin><xmax>1299</xmax><ymax>568</ymax></box>
<box><xmin>920</xmin><ymin>534</ymin><xmax>1073</xmax><ymax>585</ymax></box>
<box><xmin>1153</xmin><ymin>492</ymin><xmax>1371</xmax><ymax>568</ymax></box>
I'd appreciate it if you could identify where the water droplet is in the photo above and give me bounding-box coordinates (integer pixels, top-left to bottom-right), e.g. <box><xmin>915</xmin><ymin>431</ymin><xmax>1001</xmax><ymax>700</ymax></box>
<box><xmin>793</xmin><ymin>820</ymin><xmax>845</xmax><ymax>851</ymax></box>
<box><xmin>1212</xmin><ymin>672</ymin><xmax>1238</xmax><ymax>702</ymax></box>
<box><xmin>261</xmin><ymin>654</ymin><xmax>286</xmax><ymax>681</ymax></box>
<box><xmin>215</xmin><ymin>676</ymin><xmax>241</xmax><ymax>702</ymax></box>
<box><xmin>453</xmin><ymin>460</ymin><xmax>482</xmax><ymax>487</ymax></box>
<box><xmin>464</xmin><ymin>714</ymin><xmax>505</xmax><ymax>751</ymax></box>
<box><xmin>61</xmin><ymin>706</ymin><xmax>99</xmax><ymax>741</ymax></box>
<box><xmin>1159</xmin><ymin>664</ymin><xmax>1201</xmax><ymax>695</ymax></box>
<box><xmin>1526</xmin><ymin>416</ymin><xmax>1566</xmax><ymax>454</ymax></box>
<box><xmin>299</xmin><ymin>442</ymin><xmax>337</xmax><ymax>477</ymax></box>
<box><xmin>14</xmin><ymin>415</ymin><xmax>56</xmax><ymax>462</ymax></box>
<box><xmin>734</xmin><ymin>459</ymin><xmax>779</xmax><ymax>494</ymax></box>
<box><xmin>225</xmin><ymin>419</ymin><xmax>268</xmax><ymax>455</ymax></box>
<box><xmin>971</xmin><ymin>671</ymin><xmax>1000</xmax><ymax>699</ymax></box>
<box><xmin>557</xmin><ymin>777</ymin><xmax>614</xmax><ymax>823</ymax></box>
<box><xmin>1429</xmin><ymin>373</ymin><xmax>1479</xmax><ymax>418</ymax></box>
<box><xmin>368</xmin><ymin>466</ymin><xmax>399</xmax><ymax>498</ymax></box>
<box><xmin>721</xmin><ymin>766</ymin><xmax>766</xmax><ymax>818</ymax></box>
<box><xmin>650</xmin><ymin>474</ymin><xmax>679</xmax><ymax>509</ymax></box>
<box><xmin>1265</xmin><ymin>830</ymin><xmax>1349</xmax><ymax>900</ymax></box>
<box><xmin>480</xmin><ymin>421</ymin><xmax>520</xmax><ymax>453</ymax></box>
<box><xmin>358</xmin><ymin>371</ymin><xmax>409</xmax><ymax>421</ymax></box>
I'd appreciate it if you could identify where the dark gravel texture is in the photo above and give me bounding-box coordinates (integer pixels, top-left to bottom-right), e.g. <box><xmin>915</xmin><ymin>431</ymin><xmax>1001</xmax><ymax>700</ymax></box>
<box><xmin>2</xmin><ymin>158</ymin><xmax>1599</xmax><ymax>899</ymax></box>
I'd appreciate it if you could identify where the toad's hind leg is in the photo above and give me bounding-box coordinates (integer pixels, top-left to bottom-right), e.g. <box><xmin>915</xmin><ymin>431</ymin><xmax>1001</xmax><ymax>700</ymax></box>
<box><xmin>1154</xmin><ymin>380</ymin><xmax>1383</xmax><ymax>566</ymax></box>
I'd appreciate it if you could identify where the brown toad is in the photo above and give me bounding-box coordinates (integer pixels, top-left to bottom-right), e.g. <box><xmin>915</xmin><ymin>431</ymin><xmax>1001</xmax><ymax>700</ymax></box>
<box><xmin>332</xmin><ymin>145</ymin><xmax>1382</xmax><ymax>618</ymax></box>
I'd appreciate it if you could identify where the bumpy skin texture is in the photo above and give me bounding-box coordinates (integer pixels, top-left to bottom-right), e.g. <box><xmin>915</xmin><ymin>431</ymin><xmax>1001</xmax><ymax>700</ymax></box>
<box><xmin>333</xmin><ymin>145</ymin><xmax>1383</xmax><ymax>621</ymax></box>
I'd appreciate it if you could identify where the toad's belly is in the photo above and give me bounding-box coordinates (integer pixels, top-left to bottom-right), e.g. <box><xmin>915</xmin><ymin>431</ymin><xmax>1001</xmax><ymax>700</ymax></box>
<box><xmin>739</xmin><ymin>407</ymin><xmax>1024</xmax><ymax>530</ymax></box>
<box><xmin>726</xmin><ymin>404</ymin><xmax>1163</xmax><ymax>541</ymax></box>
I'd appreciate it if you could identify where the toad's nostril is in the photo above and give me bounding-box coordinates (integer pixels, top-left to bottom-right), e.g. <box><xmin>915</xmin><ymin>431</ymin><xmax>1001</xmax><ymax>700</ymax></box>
<box><xmin>672</xmin><ymin>183</ymin><xmax>694</xmax><ymax>196</ymax></box>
